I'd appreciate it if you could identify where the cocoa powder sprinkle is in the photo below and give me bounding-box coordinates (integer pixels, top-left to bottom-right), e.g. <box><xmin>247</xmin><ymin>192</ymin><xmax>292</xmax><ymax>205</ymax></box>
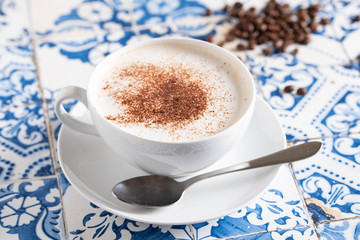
<box><xmin>103</xmin><ymin>63</ymin><xmax>209</xmax><ymax>128</ymax></box>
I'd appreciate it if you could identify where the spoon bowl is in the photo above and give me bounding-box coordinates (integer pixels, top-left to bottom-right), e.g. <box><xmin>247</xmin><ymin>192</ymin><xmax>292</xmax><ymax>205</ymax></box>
<box><xmin>113</xmin><ymin>175</ymin><xmax>184</xmax><ymax>206</ymax></box>
<box><xmin>113</xmin><ymin>142</ymin><xmax>322</xmax><ymax>207</ymax></box>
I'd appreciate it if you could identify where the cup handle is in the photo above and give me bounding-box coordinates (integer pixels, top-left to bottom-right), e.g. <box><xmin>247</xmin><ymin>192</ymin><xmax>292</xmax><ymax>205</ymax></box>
<box><xmin>55</xmin><ymin>86</ymin><xmax>99</xmax><ymax>136</ymax></box>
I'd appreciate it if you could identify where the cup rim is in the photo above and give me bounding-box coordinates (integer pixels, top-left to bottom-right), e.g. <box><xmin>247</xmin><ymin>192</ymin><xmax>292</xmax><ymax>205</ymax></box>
<box><xmin>88</xmin><ymin>37</ymin><xmax>256</xmax><ymax>145</ymax></box>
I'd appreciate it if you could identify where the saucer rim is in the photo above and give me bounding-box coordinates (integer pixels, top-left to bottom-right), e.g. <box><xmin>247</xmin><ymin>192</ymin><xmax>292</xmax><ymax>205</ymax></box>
<box><xmin>58</xmin><ymin>96</ymin><xmax>286</xmax><ymax>225</ymax></box>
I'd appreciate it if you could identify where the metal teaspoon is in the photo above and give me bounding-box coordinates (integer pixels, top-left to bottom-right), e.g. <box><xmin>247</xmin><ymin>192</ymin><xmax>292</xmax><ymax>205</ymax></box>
<box><xmin>112</xmin><ymin>141</ymin><xmax>322</xmax><ymax>207</ymax></box>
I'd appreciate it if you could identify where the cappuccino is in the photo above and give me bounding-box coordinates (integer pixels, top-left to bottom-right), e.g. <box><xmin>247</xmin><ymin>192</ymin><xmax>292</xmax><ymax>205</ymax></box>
<box><xmin>90</xmin><ymin>43</ymin><xmax>244</xmax><ymax>142</ymax></box>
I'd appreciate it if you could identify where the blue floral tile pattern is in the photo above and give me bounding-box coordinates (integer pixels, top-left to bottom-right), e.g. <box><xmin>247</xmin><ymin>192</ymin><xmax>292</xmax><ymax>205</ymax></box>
<box><xmin>317</xmin><ymin>218</ymin><xmax>360</xmax><ymax>240</ymax></box>
<box><xmin>133</xmin><ymin>0</ymin><xmax>214</xmax><ymax>26</ymax></box>
<box><xmin>331</xmin><ymin>0</ymin><xmax>360</xmax><ymax>62</ymax></box>
<box><xmin>0</xmin><ymin>177</ymin><xmax>65</xmax><ymax>239</ymax></box>
<box><xmin>30</xmin><ymin>0</ymin><xmax>132</xmax><ymax>37</ymax></box>
<box><xmin>0</xmin><ymin>104</ymin><xmax>53</xmax><ymax>181</ymax></box>
<box><xmin>0</xmin><ymin>0</ymin><xmax>358</xmax><ymax>239</ymax></box>
<box><xmin>0</xmin><ymin>45</ymin><xmax>41</xmax><ymax>109</ymax></box>
<box><xmin>59</xmin><ymin>173</ymin><xmax>191</xmax><ymax>240</ymax></box>
<box><xmin>38</xmin><ymin>29</ymin><xmax>136</xmax><ymax>66</ymax></box>
<box><xmin>255</xmin><ymin>65</ymin><xmax>360</xmax><ymax>141</ymax></box>
<box><xmin>293</xmin><ymin>135</ymin><xmax>360</xmax><ymax>223</ymax></box>
<box><xmin>196</xmin><ymin>166</ymin><xmax>309</xmax><ymax>239</ymax></box>
<box><xmin>35</xmin><ymin>29</ymin><xmax>137</xmax><ymax>93</ymax></box>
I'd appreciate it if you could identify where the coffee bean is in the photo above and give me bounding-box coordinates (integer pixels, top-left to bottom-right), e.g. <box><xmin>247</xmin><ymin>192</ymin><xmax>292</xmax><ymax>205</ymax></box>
<box><xmin>220</xmin><ymin>0</ymin><xmax>322</xmax><ymax>55</ymax></box>
<box><xmin>309</xmin><ymin>22</ymin><xmax>318</xmax><ymax>32</ymax></box>
<box><xmin>320</xmin><ymin>18</ymin><xmax>330</xmax><ymax>25</ymax></box>
<box><xmin>226</xmin><ymin>34</ymin><xmax>236</xmax><ymax>42</ymax></box>
<box><xmin>234</xmin><ymin>2</ymin><xmax>243</xmax><ymax>9</ymax></box>
<box><xmin>262</xmin><ymin>48</ymin><xmax>273</xmax><ymax>56</ymax></box>
<box><xmin>229</xmin><ymin>10</ymin><xmax>239</xmax><ymax>18</ymax></box>
<box><xmin>296</xmin><ymin>88</ymin><xmax>307</xmax><ymax>95</ymax></box>
<box><xmin>206</xmin><ymin>35</ymin><xmax>214</xmax><ymax>42</ymax></box>
<box><xmin>284</xmin><ymin>85</ymin><xmax>294</xmax><ymax>93</ymax></box>
<box><xmin>236</xmin><ymin>43</ymin><xmax>247</xmax><ymax>50</ymax></box>
<box><xmin>352</xmin><ymin>15</ymin><xmax>360</xmax><ymax>22</ymax></box>
<box><xmin>248</xmin><ymin>40</ymin><xmax>256</xmax><ymax>50</ymax></box>
<box><xmin>291</xmin><ymin>48</ymin><xmax>299</xmax><ymax>55</ymax></box>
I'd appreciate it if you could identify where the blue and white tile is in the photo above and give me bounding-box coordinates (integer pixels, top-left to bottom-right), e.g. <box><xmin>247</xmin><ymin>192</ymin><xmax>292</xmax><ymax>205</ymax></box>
<box><xmin>133</xmin><ymin>0</ymin><xmax>226</xmax><ymax>27</ymax></box>
<box><xmin>190</xmin><ymin>165</ymin><xmax>310</xmax><ymax>239</ymax></box>
<box><xmin>134</xmin><ymin>23</ymin><xmax>183</xmax><ymax>42</ymax></box>
<box><xmin>0</xmin><ymin>45</ymin><xmax>42</xmax><ymax>109</ymax></box>
<box><xmin>317</xmin><ymin>218</ymin><xmax>360</xmax><ymax>240</ymax></box>
<box><xmin>0</xmin><ymin>104</ymin><xmax>53</xmax><ymax>181</ymax></box>
<box><xmin>0</xmin><ymin>177</ymin><xmax>65</xmax><ymax>239</ymax></box>
<box><xmin>35</xmin><ymin>29</ymin><xmax>137</xmax><ymax>98</ymax></box>
<box><xmin>330</xmin><ymin>0</ymin><xmax>360</xmax><ymax>63</ymax></box>
<box><xmin>0</xmin><ymin>0</ymin><xmax>31</xmax><ymax>46</ymax></box>
<box><xmin>59</xmin><ymin>173</ymin><xmax>193</xmax><ymax>240</ymax></box>
<box><xmin>255</xmin><ymin>65</ymin><xmax>360</xmax><ymax>141</ymax></box>
<box><xmin>293</xmin><ymin>135</ymin><xmax>360</xmax><ymax>224</ymax></box>
<box><xmin>29</xmin><ymin>0</ymin><xmax>132</xmax><ymax>37</ymax></box>
<box><xmin>224</xmin><ymin>226</ymin><xmax>317</xmax><ymax>240</ymax></box>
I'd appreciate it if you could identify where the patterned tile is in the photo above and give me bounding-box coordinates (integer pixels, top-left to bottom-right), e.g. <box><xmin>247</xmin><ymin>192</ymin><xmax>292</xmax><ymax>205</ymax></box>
<box><xmin>0</xmin><ymin>45</ymin><xmax>42</xmax><ymax>109</ymax></box>
<box><xmin>132</xmin><ymin>0</ymin><xmax>225</xmax><ymax>27</ymax></box>
<box><xmin>191</xmin><ymin>165</ymin><xmax>309</xmax><ymax>239</ymax></box>
<box><xmin>317</xmin><ymin>218</ymin><xmax>360</xmax><ymax>239</ymax></box>
<box><xmin>0</xmin><ymin>104</ymin><xmax>53</xmax><ymax>181</ymax></box>
<box><xmin>331</xmin><ymin>0</ymin><xmax>360</xmax><ymax>63</ymax></box>
<box><xmin>255</xmin><ymin>65</ymin><xmax>360</xmax><ymax>141</ymax></box>
<box><xmin>293</xmin><ymin>135</ymin><xmax>360</xmax><ymax>224</ymax></box>
<box><xmin>29</xmin><ymin>0</ymin><xmax>132</xmax><ymax>37</ymax></box>
<box><xmin>0</xmin><ymin>177</ymin><xmax>65</xmax><ymax>239</ymax></box>
<box><xmin>59</xmin><ymin>173</ymin><xmax>192</xmax><ymax>240</ymax></box>
<box><xmin>35</xmin><ymin>29</ymin><xmax>137</xmax><ymax>96</ymax></box>
<box><xmin>0</xmin><ymin>0</ymin><xmax>31</xmax><ymax>46</ymax></box>
<box><xmin>2</xmin><ymin>0</ymin><xmax>360</xmax><ymax>239</ymax></box>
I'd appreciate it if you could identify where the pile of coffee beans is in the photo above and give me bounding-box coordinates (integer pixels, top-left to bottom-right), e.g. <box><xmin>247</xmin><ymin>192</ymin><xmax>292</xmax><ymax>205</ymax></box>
<box><xmin>207</xmin><ymin>0</ymin><xmax>329</xmax><ymax>55</ymax></box>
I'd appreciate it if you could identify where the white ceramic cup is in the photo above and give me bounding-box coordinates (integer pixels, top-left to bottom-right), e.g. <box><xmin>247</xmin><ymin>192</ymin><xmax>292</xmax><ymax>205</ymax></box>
<box><xmin>55</xmin><ymin>37</ymin><xmax>256</xmax><ymax>176</ymax></box>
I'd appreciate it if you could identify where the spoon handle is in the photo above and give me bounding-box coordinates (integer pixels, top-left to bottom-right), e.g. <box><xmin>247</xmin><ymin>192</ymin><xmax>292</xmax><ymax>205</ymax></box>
<box><xmin>183</xmin><ymin>141</ymin><xmax>322</xmax><ymax>188</ymax></box>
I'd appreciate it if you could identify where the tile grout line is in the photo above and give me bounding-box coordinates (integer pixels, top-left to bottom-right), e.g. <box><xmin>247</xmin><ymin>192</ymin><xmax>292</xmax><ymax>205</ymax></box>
<box><xmin>288</xmin><ymin>161</ymin><xmax>321</xmax><ymax>239</ymax></box>
<box><xmin>32</xmin><ymin>42</ymin><xmax>71</xmax><ymax>240</ymax></box>
<box><xmin>216</xmin><ymin>224</ymin><xmax>317</xmax><ymax>239</ymax></box>
<box><xmin>315</xmin><ymin>215</ymin><xmax>360</xmax><ymax>226</ymax></box>
<box><xmin>0</xmin><ymin>174</ymin><xmax>56</xmax><ymax>185</ymax></box>
<box><xmin>187</xmin><ymin>224</ymin><xmax>196</xmax><ymax>240</ymax></box>
<box><xmin>26</xmin><ymin>2</ymin><xmax>70</xmax><ymax>239</ymax></box>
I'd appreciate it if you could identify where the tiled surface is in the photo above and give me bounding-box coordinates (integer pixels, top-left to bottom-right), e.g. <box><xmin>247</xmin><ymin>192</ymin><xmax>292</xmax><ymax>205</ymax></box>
<box><xmin>0</xmin><ymin>0</ymin><xmax>359</xmax><ymax>239</ymax></box>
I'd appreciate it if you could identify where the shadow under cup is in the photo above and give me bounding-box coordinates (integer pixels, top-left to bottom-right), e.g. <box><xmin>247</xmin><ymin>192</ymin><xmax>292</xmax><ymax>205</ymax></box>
<box><xmin>61</xmin><ymin>37</ymin><xmax>256</xmax><ymax>176</ymax></box>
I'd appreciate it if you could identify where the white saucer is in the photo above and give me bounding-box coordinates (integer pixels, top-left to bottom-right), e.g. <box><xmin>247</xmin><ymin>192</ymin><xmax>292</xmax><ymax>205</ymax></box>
<box><xmin>58</xmin><ymin>96</ymin><xmax>286</xmax><ymax>225</ymax></box>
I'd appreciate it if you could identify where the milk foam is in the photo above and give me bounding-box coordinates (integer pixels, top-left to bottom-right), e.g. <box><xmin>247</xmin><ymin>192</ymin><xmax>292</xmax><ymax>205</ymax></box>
<box><xmin>90</xmin><ymin>43</ymin><xmax>242</xmax><ymax>142</ymax></box>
